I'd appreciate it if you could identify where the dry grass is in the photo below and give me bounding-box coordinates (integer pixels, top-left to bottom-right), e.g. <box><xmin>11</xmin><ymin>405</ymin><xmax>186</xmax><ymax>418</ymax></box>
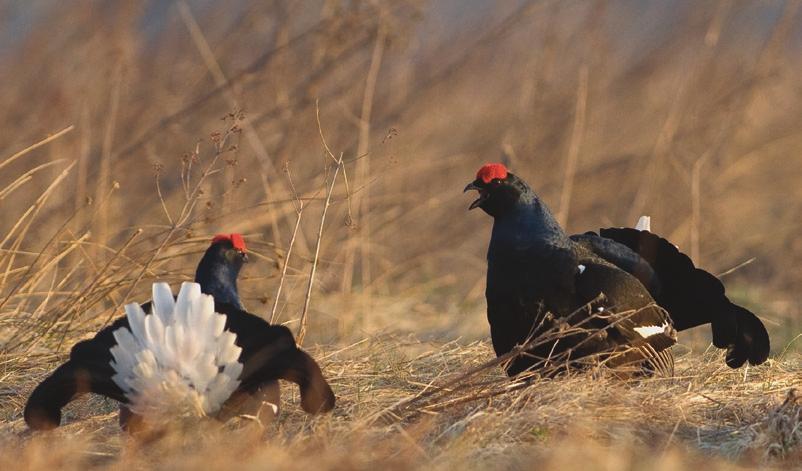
<box><xmin>2</xmin><ymin>1</ymin><xmax>802</xmax><ymax>469</ymax></box>
<box><xmin>1</xmin><ymin>340</ymin><xmax>800</xmax><ymax>470</ymax></box>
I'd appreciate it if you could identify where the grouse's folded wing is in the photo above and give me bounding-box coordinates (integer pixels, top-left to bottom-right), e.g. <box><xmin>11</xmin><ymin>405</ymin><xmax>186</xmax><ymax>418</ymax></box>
<box><xmin>570</xmin><ymin>232</ymin><xmax>661</xmax><ymax>295</ymax></box>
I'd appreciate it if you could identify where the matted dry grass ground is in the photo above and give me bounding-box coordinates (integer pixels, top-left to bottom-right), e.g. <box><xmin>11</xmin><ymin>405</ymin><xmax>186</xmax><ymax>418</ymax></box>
<box><xmin>2</xmin><ymin>339</ymin><xmax>800</xmax><ymax>470</ymax></box>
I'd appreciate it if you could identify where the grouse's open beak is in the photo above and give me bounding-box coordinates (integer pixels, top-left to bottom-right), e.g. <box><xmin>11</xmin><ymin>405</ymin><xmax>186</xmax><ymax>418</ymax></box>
<box><xmin>464</xmin><ymin>181</ymin><xmax>487</xmax><ymax>210</ymax></box>
<box><xmin>241</xmin><ymin>252</ymin><xmax>249</xmax><ymax>263</ymax></box>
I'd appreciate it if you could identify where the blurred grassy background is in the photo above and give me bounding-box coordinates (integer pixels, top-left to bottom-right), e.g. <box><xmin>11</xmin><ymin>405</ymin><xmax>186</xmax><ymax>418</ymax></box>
<box><xmin>2</xmin><ymin>2</ymin><xmax>802</xmax><ymax>469</ymax></box>
<box><xmin>1</xmin><ymin>0</ymin><xmax>801</xmax><ymax>353</ymax></box>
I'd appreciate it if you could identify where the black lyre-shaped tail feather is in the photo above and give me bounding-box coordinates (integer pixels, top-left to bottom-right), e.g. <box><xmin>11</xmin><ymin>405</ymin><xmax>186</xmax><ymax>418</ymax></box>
<box><xmin>24</xmin><ymin>360</ymin><xmax>126</xmax><ymax>430</ymax></box>
<box><xmin>599</xmin><ymin>227</ymin><xmax>770</xmax><ymax>368</ymax></box>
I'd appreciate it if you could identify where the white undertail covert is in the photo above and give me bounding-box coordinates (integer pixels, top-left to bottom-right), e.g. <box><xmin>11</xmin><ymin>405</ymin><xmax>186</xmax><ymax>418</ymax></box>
<box><xmin>109</xmin><ymin>282</ymin><xmax>243</xmax><ymax>418</ymax></box>
<box><xmin>635</xmin><ymin>215</ymin><xmax>651</xmax><ymax>231</ymax></box>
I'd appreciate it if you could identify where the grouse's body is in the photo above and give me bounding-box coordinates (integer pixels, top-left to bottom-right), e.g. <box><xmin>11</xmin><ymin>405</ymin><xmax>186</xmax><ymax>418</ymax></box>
<box><xmin>475</xmin><ymin>171</ymin><xmax>675</xmax><ymax>375</ymax></box>
<box><xmin>191</xmin><ymin>233</ymin><xmax>282</xmax><ymax>424</ymax></box>
<box><xmin>466</xmin><ymin>163</ymin><xmax>769</xmax><ymax>376</ymax></box>
<box><xmin>24</xmin><ymin>235</ymin><xmax>334</xmax><ymax>431</ymax></box>
<box><xmin>25</xmin><ymin>287</ymin><xmax>335</xmax><ymax>430</ymax></box>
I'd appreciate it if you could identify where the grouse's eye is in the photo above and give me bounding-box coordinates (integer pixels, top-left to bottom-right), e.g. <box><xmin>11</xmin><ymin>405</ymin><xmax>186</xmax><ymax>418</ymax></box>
<box><xmin>491</xmin><ymin>178</ymin><xmax>502</xmax><ymax>185</ymax></box>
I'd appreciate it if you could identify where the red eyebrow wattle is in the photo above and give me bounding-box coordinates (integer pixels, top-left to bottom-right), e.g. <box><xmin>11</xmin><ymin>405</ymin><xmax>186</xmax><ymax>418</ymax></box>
<box><xmin>212</xmin><ymin>233</ymin><xmax>247</xmax><ymax>252</ymax></box>
<box><xmin>476</xmin><ymin>163</ymin><xmax>508</xmax><ymax>183</ymax></box>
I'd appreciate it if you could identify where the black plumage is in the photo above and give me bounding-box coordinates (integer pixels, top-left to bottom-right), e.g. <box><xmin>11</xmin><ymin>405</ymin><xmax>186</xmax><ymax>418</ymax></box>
<box><xmin>24</xmin><ymin>235</ymin><xmax>335</xmax><ymax>431</ymax></box>
<box><xmin>572</xmin><ymin>226</ymin><xmax>770</xmax><ymax>368</ymax></box>
<box><xmin>24</xmin><ymin>301</ymin><xmax>335</xmax><ymax>430</ymax></box>
<box><xmin>466</xmin><ymin>163</ymin><xmax>769</xmax><ymax>376</ymax></box>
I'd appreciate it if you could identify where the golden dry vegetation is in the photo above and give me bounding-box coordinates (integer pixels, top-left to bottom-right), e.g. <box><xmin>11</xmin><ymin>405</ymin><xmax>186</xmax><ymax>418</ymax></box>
<box><xmin>1</xmin><ymin>1</ymin><xmax>801</xmax><ymax>469</ymax></box>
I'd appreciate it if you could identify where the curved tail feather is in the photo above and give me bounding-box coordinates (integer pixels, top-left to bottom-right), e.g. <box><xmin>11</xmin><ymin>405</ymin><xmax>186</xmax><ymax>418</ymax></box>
<box><xmin>233</xmin><ymin>324</ymin><xmax>335</xmax><ymax>414</ymax></box>
<box><xmin>726</xmin><ymin>304</ymin><xmax>770</xmax><ymax>367</ymax></box>
<box><xmin>281</xmin><ymin>349</ymin><xmax>335</xmax><ymax>413</ymax></box>
<box><xmin>24</xmin><ymin>360</ymin><xmax>126</xmax><ymax>430</ymax></box>
<box><xmin>599</xmin><ymin>227</ymin><xmax>770</xmax><ymax>367</ymax></box>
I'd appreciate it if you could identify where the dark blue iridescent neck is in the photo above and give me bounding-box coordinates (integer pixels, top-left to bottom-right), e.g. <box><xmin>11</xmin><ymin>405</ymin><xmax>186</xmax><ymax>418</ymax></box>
<box><xmin>194</xmin><ymin>250</ymin><xmax>243</xmax><ymax>309</ymax></box>
<box><xmin>489</xmin><ymin>191</ymin><xmax>569</xmax><ymax>252</ymax></box>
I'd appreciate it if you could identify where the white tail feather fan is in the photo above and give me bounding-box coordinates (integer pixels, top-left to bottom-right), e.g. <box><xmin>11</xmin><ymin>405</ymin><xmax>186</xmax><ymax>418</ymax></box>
<box><xmin>635</xmin><ymin>215</ymin><xmax>651</xmax><ymax>231</ymax></box>
<box><xmin>110</xmin><ymin>282</ymin><xmax>243</xmax><ymax>419</ymax></box>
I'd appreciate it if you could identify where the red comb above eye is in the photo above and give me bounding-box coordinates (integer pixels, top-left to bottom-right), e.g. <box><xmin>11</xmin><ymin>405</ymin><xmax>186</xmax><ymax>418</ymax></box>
<box><xmin>212</xmin><ymin>233</ymin><xmax>247</xmax><ymax>252</ymax></box>
<box><xmin>476</xmin><ymin>163</ymin><xmax>508</xmax><ymax>184</ymax></box>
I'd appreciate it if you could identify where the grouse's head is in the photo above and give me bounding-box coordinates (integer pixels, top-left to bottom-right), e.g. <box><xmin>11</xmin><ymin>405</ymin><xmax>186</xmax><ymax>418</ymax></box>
<box><xmin>208</xmin><ymin>233</ymin><xmax>249</xmax><ymax>267</ymax></box>
<box><xmin>195</xmin><ymin>233</ymin><xmax>249</xmax><ymax>308</ymax></box>
<box><xmin>464</xmin><ymin>163</ymin><xmax>531</xmax><ymax>217</ymax></box>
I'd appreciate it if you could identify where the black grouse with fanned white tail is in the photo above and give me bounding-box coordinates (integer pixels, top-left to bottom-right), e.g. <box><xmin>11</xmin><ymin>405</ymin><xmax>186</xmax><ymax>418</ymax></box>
<box><xmin>465</xmin><ymin>163</ymin><xmax>769</xmax><ymax>376</ymax></box>
<box><xmin>24</xmin><ymin>235</ymin><xmax>334</xmax><ymax>431</ymax></box>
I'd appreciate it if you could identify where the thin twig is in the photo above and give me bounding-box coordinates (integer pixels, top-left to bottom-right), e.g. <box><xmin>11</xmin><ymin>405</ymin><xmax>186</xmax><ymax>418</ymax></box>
<box><xmin>271</xmin><ymin>164</ymin><xmax>305</xmax><ymax>324</ymax></box>
<box><xmin>296</xmin><ymin>153</ymin><xmax>343</xmax><ymax>345</ymax></box>
<box><xmin>0</xmin><ymin>125</ymin><xmax>74</xmax><ymax>173</ymax></box>
<box><xmin>52</xmin><ymin>228</ymin><xmax>144</xmax><ymax>350</ymax></box>
<box><xmin>341</xmin><ymin>17</ymin><xmax>387</xmax><ymax>293</ymax></box>
<box><xmin>0</xmin><ymin>163</ymin><xmax>77</xmax><ymax>306</ymax></box>
<box><xmin>178</xmin><ymin>0</ymin><xmax>284</xmax><ymax>245</ymax></box>
<box><xmin>717</xmin><ymin>257</ymin><xmax>756</xmax><ymax>278</ymax></box>
<box><xmin>269</xmin><ymin>211</ymin><xmax>302</xmax><ymax>325</ymax></box>
<box><xmin>557</xmin><ymin>65</ymin><xmax>588</xmax><ymax>227</ymax></box>
<box><xmin>155</xmin><ymin>170</ymin><xmax>174</xmax><ymax>227</ymax></box>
